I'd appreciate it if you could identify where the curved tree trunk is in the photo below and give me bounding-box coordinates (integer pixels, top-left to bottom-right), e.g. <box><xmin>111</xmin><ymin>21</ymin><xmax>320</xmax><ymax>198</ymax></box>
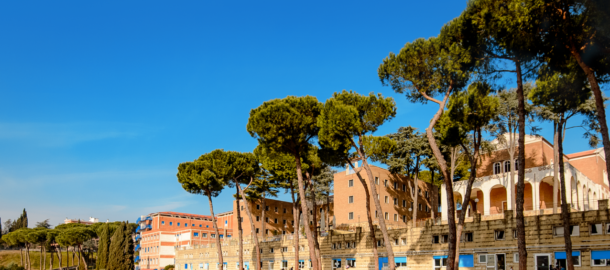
<box><xmin>571</xmin><ymin>45</ymin><xmax>610</xmax><ymax>189</ymax></box>
<box><xmin>293</xmin><ymin>153</ymin><xmax>319</xmax><ymax>270</ymax></box>
<box><xmin>237</xmin><ymin>181</ymin><xmax>261</xmax><ymax>270</ymax></box>
<box><xmin>289</xmin><ymin>182</ymin><xmax>300</xmax><ymax>270</ymax></box>
<box><xmin>515</xmin><ymin>61</ymin><xmax>528</xmax><ymax>270</ymax></box>
<box><xmin>558</xmin><ymin>117</ymin><xmax>575</xmax><ymax>270</ymax></box>
<box><xmin>79</xmin><ymin>244</ymin><xmax>88</xmax><ymax>270</ymax></box>
<box><xmin>55</xmin><ymin>246</ymin><xmax>63</xmax><ymax>270</ymax></box>
<box><xmin>235</xmin><ymin>186</ymin><xmax>244</xmax><ymax>270</ymax></box>
<box><xmin>206</xmin><ymin>191</ymin><xmax>224</xmax><ymax>268</ymax></box>
<box><xmin>352</xmin><ymin>137</ymin><xmax>395</xmax><ymax>270</ymax></box>
<box><xmin>421</xmin><ymin>86</ymin><xmax>457</xmax><ymax>270</ymax></box>
<box><xmin>348</xmin><ymin>162</ymin><xmax>379</xmax><ymax>270</ymax></box>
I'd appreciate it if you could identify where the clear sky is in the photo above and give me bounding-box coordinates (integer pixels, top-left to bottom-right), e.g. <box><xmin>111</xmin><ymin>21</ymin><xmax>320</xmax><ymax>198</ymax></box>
<box><xmin>0</xmin><ymin>0</ymin><xmax>606</xmax><ymax>228</ymax></box>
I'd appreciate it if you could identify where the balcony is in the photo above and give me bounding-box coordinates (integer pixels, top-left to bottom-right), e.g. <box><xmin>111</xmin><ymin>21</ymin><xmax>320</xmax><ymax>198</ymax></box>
<box><xmin>145</xmin><ymin>216</ymin><xmax>152</xmax><ymax>221</ymax></box>
<box><xmin>136</xmin><ymin>217</ymin><xmax>141</xmax><ymax>224</ymax></box>
<box><xmin>135</xmin><ymin>244</ymin><xmax>140</xmax><ymax>251</ymax></box>
<box><xmin>134</xmin><ymin>256</ymin><xmax>139</xmax><ymax>263</ymax></box>
<box><xmin>145</xmin><ymin>224</ymin><xmax>152</xmax><ymax>230</ymax></box>
<box><xmin>135</xmin><ymin>235</ymin><xmax>141</xmax><ymax>242</ymax></box>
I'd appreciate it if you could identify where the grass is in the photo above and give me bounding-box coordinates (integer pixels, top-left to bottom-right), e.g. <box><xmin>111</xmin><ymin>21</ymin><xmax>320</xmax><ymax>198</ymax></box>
<box><xmin>0</xmin><ymin>250</ymin><xmax>90</xmax><ymax>269</ymax></box>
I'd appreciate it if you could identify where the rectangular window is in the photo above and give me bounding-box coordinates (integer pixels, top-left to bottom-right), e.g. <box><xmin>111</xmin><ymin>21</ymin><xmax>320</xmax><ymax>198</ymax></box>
<box><xmin>282</xmin><ymin>261</ymin><xmax>288</xmax><ymax>268</ymax></box>
<box><xmin>555</xmin><ymin>251</ymin><xmax>581</xmax><ymax>267</ymax></box>
<box><xmin>463</xmin><ymin>232</ymin><xmax>473</xmax><ymax>242</ymax></box>
<box><xmin>283</xmin><ymin>219</ymin><xmax>286</xmax><ymax>224</ymax></box>
<box><xmin>394</xmin><ymin>238</ymin><xmax>399</xmax><ymax>245</ymax></box>
<box><xmin>591</xmin><ymin>223</ymin><xmax>603</xmax><ymax>235</ymax></box>
<box><xmin>349</xmin><ymin>196</ymin><xmax>354</xmax><ymax>203</ymax></box>
<box><xmin>257</xmin><ymin>205</ymin><xmax>260</xmax><ymax>210</ymax></box>
<box><xmin>554</xmin><ymin>225</ymin><xmax>580</xmax><ymax>236</ymax></box>
<box><xmin>170</xmin><ymin>222</ymin><xmax>173</xmax><ymax>226</ymax></box>
<box><xmin>177</xmin><ymin>222</ymin><xmax>180</xmax><ymax>226</ymax></box>
<box><xmin>384</xmin><ymin>179</ymin><xmax>388</xmax><ymax>187</ymax></box>
<box><xmin>270</xmin><ymin>248</ymin><xmax>274</xmax><ymax>253</ymax></box>
<box><xmin>241</xmin><ymin>205</ymin><xmax>244</xmax><ymax>211</ymax></box>
<box><xmin>441</xmin><ymin>234</ymin><xmax>449</xmax><ymax>243</ymax></box>
<box><xmin>402</xmin><ymin>184</ymin><xmax>406</xmax><ymax>192</ymax></box>
<box><xmin>377</xmin><ymin>240</ymin><xmax>383</xmax><ymax>247</ymax></box>
<box><xmin>265</xmin><ymin>229</ymin><xmax>269</xmax><ymax>235</ymax></box>
<box><xmin>401</xmin><ymin>238</ymin><xmax>407</xmax><ymax>245</ymax></box>
<box><xmin>349</xmin><ymin>212</ymin><xmax>354</xmax><ymax>220</ymax></box>
<box><xmin>403</xmin><ymin>200</ymin><xmax>406</xmax><ymax>207</ymax></box>
<box><xmin>375</xmin><ymin>177</ymin><xmax>379</xmax><ymax>185</ymax></box>
<box><xmin>426</xmin><ymin>205</ymin><xmax>429</xmax><ymax>212</ymax></box>
<box><xmin>495</xmin><ymin>230</ymin><xmax>505</xmax><ymax>240</ymax></box>
<box><xmin>283</xmin><ymin>208</ymin><xmax>287</xmax><ymax>214</ymax></box>
<box><xmin>403</xmin><ymin>215</ymin><xmax>406</xmax><ymax>223</ymax></box>
<box><xmin>256</xmin><ymin>216</ymin><xmax>260</xmax><ymax>221</ymax></box>
<box><xmin>426</xmin><ymin>191</ymin><xmax>429</xmax><ymax>198</ymax></box>
<box><xmin>346</xmin><ymin>259</ymin><xmax>356</xmax><ymax>268</ymax></box>
<box><xmin>592</xmin><ymin>251</ymin><xmax>610</xmax><ymax>266</ymax></box>
<box><xmin>275</xmin><ymin>207</ymin><xmax>278</xmax><ymax>212</ymax></box>
<box><xmin>348</xmin><ymin>180</ymin><xmax>354</xmax><ymax>187</ymax></box>
<box><xmin>432</xmin><ymin>235</ymin><xmax>440</xmax><ymax>244</ymax></box>
<box><xmin>211</xmin><ymin>234</ymin><xmax>216</xmax><ymax>238</ymax></box>
<box><xmin>375</xmin><ymin>211</ymin><xmax>378</xmax><ymax>218</ymax></box>
<box><xmin>419</xmin><ymin>204</ymin><xmax>422</xmax><ymax>211</ymax></box>
<box><xmin>256</xmin><ymin>228</ymin><xmax>259</xmax><ymax>233</ymax></box>
<box><xmin>385</xmin><ymin>212</ymin><xmax>389</xmax><ymax>220</ymax></box>
<box><xmin>394</xmin><ymin>214</ymin><xmax>398</xmax><ymax>221</ymax></box>
<box><xmin>265</xmin><ymin>217</ymin><xmax>269</xmax><ymax>222</ymax></box>
<box><xmin>394</xmin><ymin>198</ymin><xmax>398</xmax><ymax>205</ymax></box>
<box><xmin>162</xmin><ymin>221</ymin><xmax>165</xmax><ymax>225</ymax></box>
<box><xmin>478</xmin><ymin>255</ymin><xmax>487</xmax><ymax>264</ymax></box>
<box><xmin>194</xmin><ymin>232</ymin><xmax>199</xmax><ymax>237</ymax></box>
<box><xmin>265</xmin><ymin>206</ymin><xmax>269</xmax><ymax>211</ymax></box>
<box><xmin>394</xmin><ymin>182</ymin><xmax>397</xmax><ymax>189</ymax></box>
<box><xmin>203</xmin><ymin>233</ymin><xmax>207</xmax><ymax>238</ymax></box>
<box><xmin>514</xmin><ymin>253</ymin><xmax>519</xmax><ymax>263</ymax></box>
<box><xmin>385</xmin><ymin>196</ymin><xmax>389</xmax><ymax>204</ymax></box>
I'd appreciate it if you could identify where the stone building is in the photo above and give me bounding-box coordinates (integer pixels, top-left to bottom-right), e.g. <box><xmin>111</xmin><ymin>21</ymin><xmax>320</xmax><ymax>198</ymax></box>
<box><xmin>175</xmin><ymin>201</ymin><xmax>610</xmax><ymax>270</ymax></box>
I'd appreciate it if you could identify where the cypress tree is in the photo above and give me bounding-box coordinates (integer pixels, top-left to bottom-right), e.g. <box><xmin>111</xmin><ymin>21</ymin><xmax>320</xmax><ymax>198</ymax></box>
<box><xmin>107</xmin><ymin>222</ymin><xmax>126</xmax><ymax>270</ymax></box>
<box><xmin>96</xmin><ymin>223</ymin><xmax>110</xmax><ymax>270</ymax></box>
<box><xmin>122</xmin><ymin>222</ymin><xmax>134</xmax><ymax>270</ymax></box>
<box><xmin>21</xmin><ymin>209</ymin><xmax>27</xmax><ymax>229</ymax></box>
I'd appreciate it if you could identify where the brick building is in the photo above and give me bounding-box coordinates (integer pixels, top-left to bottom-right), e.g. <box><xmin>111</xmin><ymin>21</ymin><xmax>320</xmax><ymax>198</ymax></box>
<box><xmin>334</xmin><ymin>162</ymin><xmax>438</xmax><ymax>227</ymax></box>
<box><xmin>443</xmin><ymin>134</ymin><xmax>610</xmax><ymax>222</ymax></box>
<box><xmin>136</xmin><ymin>211</ymin><xmax>234</xmax><ymax>270</ymax></box>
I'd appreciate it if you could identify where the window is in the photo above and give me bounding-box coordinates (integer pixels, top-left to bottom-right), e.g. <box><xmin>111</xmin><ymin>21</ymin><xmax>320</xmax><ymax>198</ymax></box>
<box><xmin>592</xmin><ymin>251</ymin><xmax>610</xmax><ymax>266</ymax></box>
<box><xmin>346</xmin><ymin>259</ymin><xmax>356</xmax><ymax>268</ymax></box>
<box><xmin>348</xmin><ymin>180</ymin><xmax>354</xmax><ymax>187</ymax></box>
<box><xmin>394</xmin><ymin>214</ymin><xmax>398</xmax><ymax>221</ymax></box>
<box><xmin>401</xmin><ymin>238</ymin><xmax>407</xmax><ymax>245</ymax></box>
<box><xmin>282</xmin><ymin>261</ymin><xmax>288</xmax><ymax>268</ymax></box>
<box><xmin>495</xmin><ymin>230</ymin><xmax>505</xmax><ymax>240</ymax></box>
<box><xmin>402</xmin><ymin>200</ymin><xmax>406</xmax><ymax>207</ymax></box>
<box><xmin>426</xmin><ymin>191</ymin><xmax>429</xmax><ymax>198</ymax></box>
<box><xmin>514</xmin><ymin>253</ymin><xmax>519</xmax><ymax>263</ymax></box>
<box><xmin>394</xmin><ymin>238</ymin><xmax>399</xmax><ymax>245</ymax></box>
<box><xmin>411</xmin><ymin>186</ymin><xmax>415</xmax><ymax>194</ymax></box>
<box><xmin>463</xmin><ymin>232</ymin><xmax>473</xmax><ymax>242</ymax></box>
<box><xmin>349</xmin><ymin>212</ymin><xmax>354</xmax><ymax>220</ymax></box>
<box><xmin>283</xmin><ymin>208</ymin><xmax>287</xmax><ymax>214</ymax></box>
<box><xmin>515</xmin><ymin>160</ymin><xmax>519</xmax><ymax>171</ymax></box>
<box><xmin>275</xmin><ymin>207</ymin><xmax>278</xmax><ymax>212</ymax></box>
<box><xmin>591</xmin><ymin>223</ymin><xmax>603</xmax><ymax>235</ymax></box>
<box><xmin>177</xmin><ymin>222</ymin><xmax>180</xmax><ymax>226</ymax></box>
<box><xmin>265</xmin><ymin>217</ymin><xmax>269</xmax><ymax>222</ymax></box>
<box><xmin>270</xmin><ymin>248</ymin><xmax>274</xmax><ymax>253</ymax></box>
<box><xmin>333</xmin><ymin>259</ymin><xmax>342</xmax><ymax>269</ymax></box>
<box><xmin>199</xmin><ymin>224</ymin><xmax>202</xmax><ymax>227</ymax></box>
<box><xmin>332</xmin><ymin>243</ymin><xmax>336</xmax><ymax>249</ymax></box>
<box><xmin>434</xmin><ymin>257</ymin><xmax>447</xmax><ymax>269</ymax></box>
<box><xmin>426</xmin><ymin>205</ymin><xmax>429</xmax><ymax>212</ymax></box>
<box><xmin>394</xmin><ymin>182</ymin><xmax>397</xmax><ymax>189</ymax></box>
<box><xmin>375</xmin><ymin>177</ymin><xmax>379</xmax><ymax>185</ymax></box>
<box><xmin>411</xmin><ymin>202</ymin><xmax>414</xmax><ymax>209</ymax></box>
<box><xmin>555</xmin><ymin>251</ymin><xmax>581</xmax><ymax>267</ymax></box>
<box><xmin>385</xmin><ymin>212</ymin><xmax>389</xmax><ymax>220</ymax></box>
<box><xmin>403</xmin><ymin>215</ymin><xmax>407</xmax><ymax>222</ymax></box>
<box><xmin>203</xmin><ymin>233</ymin><xmax>207</xmax><ymax>238</ymax></box>
<box><xmin>283</xmin><ymin>219</ymin><xmax>286</xmax><ymax>225</ymax></box>
<box><xmin>402</xmin><ymin>184</ymin><xmax>406</xmax><ymax>192</ymax></box>
<box><xmin>384</xmin><ymin>179</ymin><xmax>388</xmax><ymax>187</ymax></box>
<box><xmin>377</xmin><ymin>240</ymin><xmax>384</xmax><ymax>247</ymax></box>
<box><xmin>241</xmin><ymin>205</ymin><xmax>244</xmax><ymax>211</ymax></box>
<box><xmin>375</xmin><ymin>211</ymin><xmax>378</xmax><ymax>218</ymax></box>
<box><xmin>211</xmin><ymin>234</ymin><xmax>216</xmax><ymax>238</ymax></box>
<box><xmin>554</xmin><ymin>225</ymin><xmax>580</xmax><ymax>236</ymax></box>
<box><xmin>394</xmin><ymin>198</ymin><xmax>398</xmax><ymax>205</ymax></box>
<box><xmin>274</xmin><ymin>218</ymin><xmax>278</xmax><ymax>224</ymax></box>
<box><xmin>256</xmin><ymin>204</ymin><xmax>260</xmax><ymax>210</ymax></box>
<box><xmin>298</xmin><ymin>261</ymin><xmax>305</xmax><ymax>269</ymax></box>
<box><xmin>478</xmin><ymin>255</ymin><xmax>487</xmax><ymax>264</ymax></box>
<box><xmin>441</xmin><ymin>234</ymin><xmax>449</xmax><ymax>243</ymax></box>
<box><xmin>162</xmin><ymin>221</ymin><xmax>165</xmax><ymax>225</ymax></box>
<box><xmin>349</xmin><ymin>196</ymin><xmax>354</xmax><ymax>203</ymax></box>
<box><xmin>256</xmin><ymin>216</ymin><xmax>260</xmax><ymax>222</ymax></box>
<box><xmin>266</xmin><ymin>229</ymin><xmax>269</xmax><ymax>235</ymax></box>
<box><xmin>432</xmin><ymin>235</ymin><xmax>440</xmax><ymax>243</ymax></box>
<box><xmin>282</xmin><ymin>247</ymin><xmax>288</xmax><ymax>252</ymax></box>
<box><xmin>494</xmin><ymin>162</ymin><xmax>501</xmax><ymax>174</ymax></box>
<box><xmin>419</xmin><ymin>204</ymin><xmax>422</xmax><ymax>211</ymax></box>
<box><xmin>504</xmin><ymin>160</ymin><xmax>511</xmax><ymax>173</ymax></box>
<box><xmin>513</xmin><ymin>230</ymin><xmax>518</xmax><ymax>239</ymax></box>
<box><xmin>385</xmin><ymin>196</ymin><xmax>389</xmax><ymax>204</ymax></box>
<box><xmin>256</xmin><ymin>228</ymin><xmax>259</xmax><ymax>233</ymax></box>
<box><xmin>194</xmin><ymin>232</ymin><xmax>199</xmax><ymax>237</ymax></box>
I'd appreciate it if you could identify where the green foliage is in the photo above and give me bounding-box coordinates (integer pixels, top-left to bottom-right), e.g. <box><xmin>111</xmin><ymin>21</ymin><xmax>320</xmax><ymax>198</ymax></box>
<box><xmin>107</xmin><ymin>222</ymin><xmax>127</xmax><ymax>270</ymax></box>
<box><xmin>164</xmin><ymin>265</ymin><xmax>175</xmax><ymax>270</ymax></box>
<box><xmin>0</xmin><ymin>263</ymin><xmax>26</xmax><ymax>270</ymax></box>
<box><xmin>96</xmin><ymin>223</ymin><xmax>110</xmax><ymax>270</ymax></box>
<box><xmin>177</xmin><ymin>158</ymin><xmax>225</xmax><ymax>198</ymax></box>
<box><xmin>56</xmin><ymin>227</ymin><xmax>95</xmax><ymax>248</ymax></box>
<box><xmin>384</xmin><ymin>126</ymin><xmax>430</xmax><ymax>177</ymax></box>
<box><xmin>122</xmin><ymin>222</ymin><xmax>134</xmax><ymax>270</ymax></box>
<box><xmin>446</xmin><ymin>81</ymin><xmax>498</xmax><ymax>136</ymax></box>
<box><xmin>247</xmin><ymin>96</ymin><xmax>322</xmax><ymax>156</ymax></box>
<box><xmin>34</xmin><ymin>220</ymin><xmax>51</xmax><ymax>229</ymax></box>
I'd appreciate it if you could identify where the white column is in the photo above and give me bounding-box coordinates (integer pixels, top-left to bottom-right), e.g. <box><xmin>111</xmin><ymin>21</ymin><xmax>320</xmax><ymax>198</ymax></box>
<box><xmin>533</xmin><ymin>182</ymin><xmax>540</xmax><ymax>211</ymax></box>
<box><xmin>506</xmin><ymin>180</ymin><xmax>514</xmax><ymax>211</ymax></box>
<box><xmin>483</xmin><ymin>187</ymin><xmax>491</xmax><ymax>216</ymax></box>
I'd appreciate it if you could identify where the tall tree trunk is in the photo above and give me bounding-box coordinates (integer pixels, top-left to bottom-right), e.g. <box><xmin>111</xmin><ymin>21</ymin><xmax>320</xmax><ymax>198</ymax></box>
<box><xmin>205</xmin><ymin>191</ymin><xmax>224</xmax><ymax>268</ymax></box>
<box><xmin>235</xmin><ymin>186</ymin><xmax>244</xmax><ymax>270</ymax></box>
<box><xmin>77</xmin><ymin>245</ymin><xmax>81</xmax><ymax>269</ymax></box>
<box><xmin>71</xmin><ymin>246</ymin><xmax>75</xmax><ymax>267</ymax></box>
<box><xmin>20</xmin><ymin>247</ymin><xmax>24</xmax><ymax>267</ymax></box>
<box><xmin>515</xmin><ymin>60</ymin><xmax>528</xmax><ymax>270</ymax></box>
<box><xmin>43</xmin><ymin>245</ymin><xmax>46</xmax><ymax>270</ymax></box>
<box><xmin>309</xmin><ymin>187</ymin><xmax>322</xmax><ymax>270</ymax></box>
<box><xmin>40</xmin><ymin>245</ymin><xmax>43</xmax><ymax>270</ymax></box>
<box><xmin>410</xmin><ymin>158</ymin><xmax>421</xmax><ymax>228</ymax></box>
<box><xmin>237</xmin><ymin>181</ymin><xmax>262</xmax><ymax>270</ymax></box>
<box><xmin>293</xmin><ymin>153</ymin><xmax>319</xmax><ymax>270</ymax></box>
<box><xmin>422</xmin><ymin>86</ymin><xmax>457</xmax><ymax>270</ymax></box>
<box><xmin>55</xmin><ymin>246</ymin><xmax>63</xmax><ymax>270</ymax></box>
<box><xmin>454</xmin><ymin>130</ymin><xmax>482</xmax><ymax>270</ymax></box>
<box><xmin>79</xmin><ymin>245</ymin><xmax>88</xmax><ymax>270</ymax></box>
<box><xmin>289</xmin><ymin>182</ymin><xmax>299</xmax><ymax>270</ymax></box>
<box><xmin>262</xmin><ymin>195</ymin><xmax>266</xmax><ymax>240</ymax></box>
<box><xmin>27</xmin><ymin>243</ymin><xmax>31</xmax><ymax>270</ymax></box>
<box><xmin>431</xmin><ymin>169</ymin><xmax>437</xmax><ymax>221</ymax></box>
<box><xmin>347</xmin><ymin>162</ymin><xmax>379</xmax><ymax>270</ymax></box>
<box><xmin>358</xmin><ymin>156</ymin><xmax>395</xmax><ymax>270</ymax></box>
<box><xmin>553</xmin><ymin>123</ymin><xmax>560</xmax><ymax>214</ymax></box>
<box><xmin>558</xmin><ymin>116</ymin><xmax>575</xmax><ymax>270</ymax></box>
<box><xmin>571</xmin><ymin>45</ymin><xmax>610</xmax><ymax>189</ymax></box>
<box><xmin>509</xmin><ymin>129</ymin><xmax>516</xmax><ymax>212</ymax></box>
<box><xmin>49</xmin><ymin>247</ymin><xmax>53</xmax><ymax>270</ymax></box>
<box><xmin>326</xmin><ymin>194</ymin><xmax>330</xmax><ymax>232</ymax></box>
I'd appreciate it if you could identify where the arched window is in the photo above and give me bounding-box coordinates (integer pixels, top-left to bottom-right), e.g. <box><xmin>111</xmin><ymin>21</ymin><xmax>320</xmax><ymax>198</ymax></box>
<box><xmin>493</xmin><ymin>162</ymin><xmax>501</xmax><ymax>174</ymax></box>
<box><xmin>504</xmin><ymin>160</ymin><xmax>511</xmax><ymax>173</ymax></box>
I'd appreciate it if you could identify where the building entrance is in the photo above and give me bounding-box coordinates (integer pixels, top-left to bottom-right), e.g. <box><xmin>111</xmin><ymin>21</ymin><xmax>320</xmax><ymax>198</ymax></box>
<box><xmin>535</xmin><ymin>254</ymin><xmax>551</xmax><ymax>270</ymax></box>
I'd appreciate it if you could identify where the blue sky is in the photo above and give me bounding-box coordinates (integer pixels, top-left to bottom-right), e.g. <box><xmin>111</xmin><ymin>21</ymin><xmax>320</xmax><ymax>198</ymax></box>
<box><xmin>0</xmin><ymin>1</ymin><xmax>606</xmax><ymax>228</ymax></box>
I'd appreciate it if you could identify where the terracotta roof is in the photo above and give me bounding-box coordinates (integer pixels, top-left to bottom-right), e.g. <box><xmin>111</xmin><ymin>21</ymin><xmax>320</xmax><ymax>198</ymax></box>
<box><xmin>567</xmin><ymin>149</ymin><xmax>598</xmax><ymax>159</ymax></box>
<box><xmin>157</xmin><ymin>211</ymin><xmax>213</xmax><ymax>219</ymax></box>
